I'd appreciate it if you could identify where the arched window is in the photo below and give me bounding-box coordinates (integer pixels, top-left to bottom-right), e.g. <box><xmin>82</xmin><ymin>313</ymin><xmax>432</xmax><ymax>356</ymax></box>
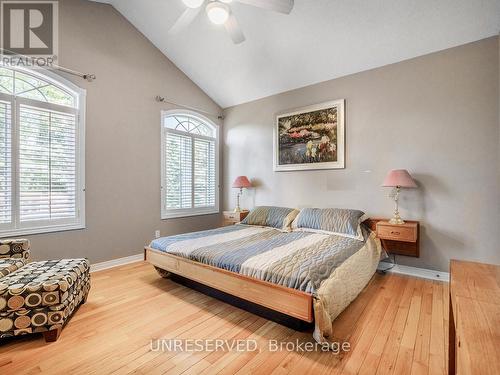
<box><xmin>0</xmin><ymin>66</ymin><xmax>85</xmax><ymax>236</ymax></box>
<box><xmin>161</xmin><ymin>111</ymin><xmax>219</xmax><ymax>218</ymax></box>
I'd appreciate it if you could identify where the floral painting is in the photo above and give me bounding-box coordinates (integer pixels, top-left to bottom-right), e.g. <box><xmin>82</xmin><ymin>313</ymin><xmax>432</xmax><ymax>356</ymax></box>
<box><xmin>274</xmin><ymin>99</ymin><xmax>345</xmax><ymax>171</ymax></box>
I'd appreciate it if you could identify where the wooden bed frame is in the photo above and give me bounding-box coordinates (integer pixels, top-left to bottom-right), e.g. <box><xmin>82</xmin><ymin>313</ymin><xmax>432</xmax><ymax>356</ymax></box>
<box><xmin>144</xmin><ymin>247</ymin><xmax>314</xmax><ymax>322</ymax></box>
<box><xmin>144</xmin><ymin>219</ymin><xmax>384</xmax><ymax>324</ymax></box>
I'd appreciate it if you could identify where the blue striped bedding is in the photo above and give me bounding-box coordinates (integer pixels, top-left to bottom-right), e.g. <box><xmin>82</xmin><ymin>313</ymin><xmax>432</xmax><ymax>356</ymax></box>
<box><xmin>150</xmin><ymin>224</ymin><xmax>370</xmax><ymax>294</ymax></box>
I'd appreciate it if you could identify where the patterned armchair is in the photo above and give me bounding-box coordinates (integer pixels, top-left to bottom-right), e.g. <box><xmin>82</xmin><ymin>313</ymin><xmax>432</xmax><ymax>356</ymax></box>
<box><xmin>0</xmin><ymin>239</ymin><xmax>31</xmax><ymax>278</ymax></box>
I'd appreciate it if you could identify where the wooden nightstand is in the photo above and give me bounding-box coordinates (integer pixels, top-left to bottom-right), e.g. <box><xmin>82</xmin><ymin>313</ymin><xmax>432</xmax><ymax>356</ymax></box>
<box><xmin>222</xmin><ymin>210</ymin><xmax>249</xmax><ymax>226</ymax></box>
<box><xmin>366</xmin><ymin>219</ymin><xmax>420</xmax><ymax>257</ymax></box>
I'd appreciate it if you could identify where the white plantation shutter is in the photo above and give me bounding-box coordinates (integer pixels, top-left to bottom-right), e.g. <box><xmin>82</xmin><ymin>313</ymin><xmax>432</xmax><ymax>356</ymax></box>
<box><xmin>0</xmin><ymin>66</ymin><xmax>85</xmax><ymax>237</ymax></box>
<box><xmin>162</xmin><ymin>112</ymin><xmax>219</xmax><ymax>219</ymax></box>
<box><xmin>19</xmin><ymin>105</ymin><xmax>77</xmax><ymax>221</ymax></box>
<box><xmin>194</xmin><ymin>138</ymin><xmax>216</xmax><ymax>207</ymax></box>
<box><xmin>0</xmin><ymin>100</ymin><xmax>12</xmax><ymax>225</ymax></box>
<box><xmin>165</xmin><ymin>132</ymin><xmax>192</xmax><ymax>209</ymax></box>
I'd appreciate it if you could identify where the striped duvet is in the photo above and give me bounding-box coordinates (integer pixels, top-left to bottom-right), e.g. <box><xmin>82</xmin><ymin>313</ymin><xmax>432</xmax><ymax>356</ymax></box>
<box><xmin>151</xmin><ymin>225</ymin><xmax>368</xmax><ymax>294</ymax></box>
<box><xmin>150</xmin><ymin>224</ymin><xmax>381</xmax><ymax>343</ymax></box>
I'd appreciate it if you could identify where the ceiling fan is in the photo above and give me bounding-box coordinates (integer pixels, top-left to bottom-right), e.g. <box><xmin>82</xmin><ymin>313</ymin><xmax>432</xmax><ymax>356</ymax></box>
<box><xmin>169</xmin><ymin>0</ymin><xmax>294</xmax><ymax>44</ymax></box>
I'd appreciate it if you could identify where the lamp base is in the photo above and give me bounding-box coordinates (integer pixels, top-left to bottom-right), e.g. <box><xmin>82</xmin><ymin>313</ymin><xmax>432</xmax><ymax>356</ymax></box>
<box><xmin>389</xmin><ymin>187</ymin><xmax>405</xmax><ymax>224</ymax></box>
<box><xmin>389</xmin><ymin>215</ymin><xmax>405</xmax><ymax>225</ymax></box>
<box><xmin>234</xmin><ymin>189</ymin><xmax>243</xmax><ymax>213</ymax></box>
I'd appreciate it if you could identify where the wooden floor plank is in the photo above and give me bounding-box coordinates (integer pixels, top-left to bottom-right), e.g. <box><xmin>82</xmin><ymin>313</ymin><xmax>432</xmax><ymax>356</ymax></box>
<box><xmin>442</xmin><ymin>280</ymin><xmax>449</xmax><ymax>366</ymax></box>
<box><xmin>429</xmin><ymin>281</ymin><xmax>447</xmax><ymax>375</ymax></box>
<box><xmin>340</xmin><ymin>279</ymin><xmax>393</xmax><ymax>375</ymax></box>
<box><xmin>0</xmin><ymin>262</ymin><xmax>447</xmax><ymax>375</ymax></box>
<box><xmin>357</xmin><ymin>274</ymin><xmax>408</xmax><ymax>375</ymax></box>
<box><xmin>392</xmin><ymin>278</ymin><xmax>425</xmax><ymax>375</ymax></box>
<box><xmin>375</xmin><ymin>277</ymin><xmax>417</xmax><ymax>375</ymax></box>
<box><xmin>410</xmin><ymin>280</ymin><xmax>433</xmax><ymax>375</ymax></box>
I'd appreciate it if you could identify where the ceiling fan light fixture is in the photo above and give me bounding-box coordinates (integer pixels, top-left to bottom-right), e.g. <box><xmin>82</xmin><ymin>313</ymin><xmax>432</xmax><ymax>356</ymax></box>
<box><xmin>182</xmin><ymin>0</ymin><xmax>204</xmax><ymax>9</ymax></box>
<box><xmin>206</xmin><ymin>2</ymin><xmax>230</xmax><ymax>25</ymax></box>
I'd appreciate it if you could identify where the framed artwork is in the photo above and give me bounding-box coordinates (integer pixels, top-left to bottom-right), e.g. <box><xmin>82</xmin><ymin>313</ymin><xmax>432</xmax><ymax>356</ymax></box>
<box><xmin>274</xmin><ymin>99</ymin><xmax>345</xmax><ymax>171</ymax></box>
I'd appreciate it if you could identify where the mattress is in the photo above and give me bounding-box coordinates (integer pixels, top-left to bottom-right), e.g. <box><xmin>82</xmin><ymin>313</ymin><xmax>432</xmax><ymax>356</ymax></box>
<box><xmin>150</xmin><ymin>223</ymin><xmax>381</xmax><ymax>344</ymax></box>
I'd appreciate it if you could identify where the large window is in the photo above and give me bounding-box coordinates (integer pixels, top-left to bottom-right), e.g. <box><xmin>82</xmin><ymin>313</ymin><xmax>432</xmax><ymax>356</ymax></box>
<box><xmin>0</xmin><ymin>66</ymin><xmax>85</xmax><ymax>236</ymax></box>
<box><xmin>161</xmin><ymin>111</ymin><xmax>219</xmax><ymax>219</ymax></box>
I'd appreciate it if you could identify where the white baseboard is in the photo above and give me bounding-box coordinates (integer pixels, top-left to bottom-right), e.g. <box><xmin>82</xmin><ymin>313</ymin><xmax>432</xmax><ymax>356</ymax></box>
<box><xmin>91</xmin><ymin>253</ymin><xmax>143</xmax><ymax>273</ymax></box>
<box><xmin>378</xmin><ymin>262</ymin><xmax>449</xmax><ymax>282</ymax></box>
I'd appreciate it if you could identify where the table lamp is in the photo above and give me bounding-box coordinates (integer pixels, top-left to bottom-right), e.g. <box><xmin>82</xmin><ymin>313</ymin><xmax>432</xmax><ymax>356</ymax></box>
<box><xmin>232</xmin><ymin>176</ymin><xmax>252</xmax><ymax>212</ymax></box>
<box><xmin>382</xmin><ymin>169</ymin><xmax>417</xmax><ymax>224</ymax></box>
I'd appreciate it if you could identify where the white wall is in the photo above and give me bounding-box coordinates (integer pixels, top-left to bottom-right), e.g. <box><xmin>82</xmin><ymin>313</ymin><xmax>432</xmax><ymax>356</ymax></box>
<box><xmin>222</xmin><ymin>37</ymin><xmax>500</xmax><ymax>272</ymax></box>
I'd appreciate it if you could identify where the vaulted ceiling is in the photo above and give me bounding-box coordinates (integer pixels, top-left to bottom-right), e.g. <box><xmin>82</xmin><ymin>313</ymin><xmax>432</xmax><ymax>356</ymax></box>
<box><xmin>92</xmin><ymin>0</ymin><xmax>500</xmax><ymax>108</ymax></box>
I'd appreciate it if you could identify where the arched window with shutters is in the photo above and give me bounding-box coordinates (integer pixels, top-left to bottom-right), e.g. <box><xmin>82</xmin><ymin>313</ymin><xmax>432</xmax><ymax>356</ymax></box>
<box><xmin>0</xmin><ymin>65</ymin><xmax>85</xmax><ymax>236</ymax></box>
<box><xmin>161</xmin><ymin>110</ymin><xmax>219</xmax><ymax>218</ymax></box>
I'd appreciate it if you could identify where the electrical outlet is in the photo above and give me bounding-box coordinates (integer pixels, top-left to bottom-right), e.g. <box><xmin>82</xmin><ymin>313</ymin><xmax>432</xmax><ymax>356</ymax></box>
<box><xmin>155</xmin><ymin>230</ymin><xmax>161</xmax><ymax>239</ymax></box>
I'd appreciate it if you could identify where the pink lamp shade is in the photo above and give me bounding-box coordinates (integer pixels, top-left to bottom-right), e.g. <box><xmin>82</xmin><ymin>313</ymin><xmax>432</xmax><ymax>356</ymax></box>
<box><xmin>382</xmin><ymin>169</ymin><xmax>417</xmax><ymax>188</ymax></box>
<box><xmin>232</xmin><ymin>176</ymin><xmax>252</xmax><ymax>189</ymax></box>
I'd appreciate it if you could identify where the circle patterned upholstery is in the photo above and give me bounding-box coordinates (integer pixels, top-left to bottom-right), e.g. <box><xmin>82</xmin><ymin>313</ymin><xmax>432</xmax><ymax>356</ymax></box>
<box><xmin>0</xmin><ymin>239</ymin><xmax>31</xmax><ymax>280</ymax></box>
<box><xmin>0</xmin><ymin>239</ymin><xmax>31</xmax><ymax>260</ymax></box>
<box><xmin>0</xmin><ymin>259</ymin><xmax>26</xmax><ymax>278</ymax></box>
<box><xmin>0</xmin><ymin>258</ymin><xmax>90</xmax><ymax>339</ymax></box>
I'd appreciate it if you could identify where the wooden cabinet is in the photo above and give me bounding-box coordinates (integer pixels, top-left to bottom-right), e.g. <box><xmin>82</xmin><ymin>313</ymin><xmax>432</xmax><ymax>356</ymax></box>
<box><xmin>222</xmin><ymin>210</ymin><xmax>249</xmax><ymax>226</ymax></box>
<box><xmin>449</xmin><ymin>260</ymin><xmax>500</xmax><ymax>374</ymax></box>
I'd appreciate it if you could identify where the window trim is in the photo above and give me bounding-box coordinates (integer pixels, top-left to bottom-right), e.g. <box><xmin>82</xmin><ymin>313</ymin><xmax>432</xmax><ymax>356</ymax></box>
<box><xmin>161</xmin><ymin>109</ymin><xmax>219</xmax><ymax>219</ymax></box>
<box><xmin>0</xmin><ymin>65</ymin><xmax>86</xmax><ymax>237</ymax></box>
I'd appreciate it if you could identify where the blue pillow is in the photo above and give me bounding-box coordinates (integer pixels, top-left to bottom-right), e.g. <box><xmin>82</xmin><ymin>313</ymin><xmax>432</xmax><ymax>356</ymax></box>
<box><xmin>292</xmin><ymin>208</ymin><xmax>367</xmax><ymax>240</ymax></box>
<box><xmin>240</xmin><ymin>206</ymin><xmax>299</xmax><ymax>232</ymax></box>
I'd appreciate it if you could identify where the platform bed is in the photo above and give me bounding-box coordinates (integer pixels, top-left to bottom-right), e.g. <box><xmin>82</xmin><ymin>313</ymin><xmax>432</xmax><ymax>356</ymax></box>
<box><xmin>144</xmin><ymin>247</ymin><xmax>314</xmax><ymax>324</ymax></box>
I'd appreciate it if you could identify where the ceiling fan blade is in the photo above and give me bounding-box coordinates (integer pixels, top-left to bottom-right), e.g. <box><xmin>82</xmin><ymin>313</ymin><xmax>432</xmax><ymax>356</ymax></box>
<box><xmin>168</xmin><ymin>7</ymin><xmax>202</xmax><ymax>35</ymax></box>
<box><xmin>224</xmin><ymin>14</ymin><xmax>245</xmax><ymax>44</ymax></box>
<box><xmin>236</xmin><ymin>0</ymin><xmax>294</xmax><ymax>14</ymax></box>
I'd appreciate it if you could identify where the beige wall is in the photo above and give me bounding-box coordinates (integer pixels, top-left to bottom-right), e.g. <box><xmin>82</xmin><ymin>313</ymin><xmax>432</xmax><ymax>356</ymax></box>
<box><xmin>25</xmin><ymin>0</ymin><xmax>222</xmax><ymax>263</ymax></box>
<box><xmin>223</xmin><ymin>37</ymin><xmax>500</xmax><ymax>272</ymax></box>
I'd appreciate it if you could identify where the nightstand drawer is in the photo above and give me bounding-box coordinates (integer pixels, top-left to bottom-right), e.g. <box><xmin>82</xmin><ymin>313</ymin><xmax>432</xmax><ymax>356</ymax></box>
<box><xmin>376</xmin><ymin>222</ymin><xmax>417</xmax><ymax>242</ymax></box>
<box><xmin>224</xmin><ymin>212</ymin><xmax>240</xmax><ymax>220</ymax></box>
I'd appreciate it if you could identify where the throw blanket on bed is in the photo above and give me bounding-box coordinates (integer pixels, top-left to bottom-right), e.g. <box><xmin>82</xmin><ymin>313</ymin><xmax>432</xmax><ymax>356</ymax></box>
<box><xmin>150</xmin><ymin>224</ymin><xmax>381</xmax><ymax>343</ymax></box>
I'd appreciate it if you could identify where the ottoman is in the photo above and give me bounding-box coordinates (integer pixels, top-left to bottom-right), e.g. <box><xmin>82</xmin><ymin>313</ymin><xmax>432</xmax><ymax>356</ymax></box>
<box><xmin>0</xmin><ymin>258</ymin><xmax>90</xmax><ymax>342</ymax></box>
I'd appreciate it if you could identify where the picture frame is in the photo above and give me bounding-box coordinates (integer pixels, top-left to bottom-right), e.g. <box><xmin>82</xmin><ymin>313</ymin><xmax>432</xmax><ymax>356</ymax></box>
<box><xmin>273</xmin><ymin>99</ymin><xmax>345</xmax><ymax>171</ymax></box>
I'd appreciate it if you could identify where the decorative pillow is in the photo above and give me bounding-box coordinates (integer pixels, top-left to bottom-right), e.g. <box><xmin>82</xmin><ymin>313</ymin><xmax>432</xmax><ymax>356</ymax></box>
<box><xmin>291</xmin><ymin>208</ymin><xmax>367</xmax><ymax>241</ymax></box>
<box><xmin>240</xmin><ymin>206</ymin><xmax>299</xmax><ymax>232</ymax></box>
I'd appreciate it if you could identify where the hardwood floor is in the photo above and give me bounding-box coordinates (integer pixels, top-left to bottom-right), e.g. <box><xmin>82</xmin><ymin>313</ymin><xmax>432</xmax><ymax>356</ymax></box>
<box><xmin>0</xmin><ymin>262</ymin><xmax>448</xmax><ymax>375</ymax></box>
